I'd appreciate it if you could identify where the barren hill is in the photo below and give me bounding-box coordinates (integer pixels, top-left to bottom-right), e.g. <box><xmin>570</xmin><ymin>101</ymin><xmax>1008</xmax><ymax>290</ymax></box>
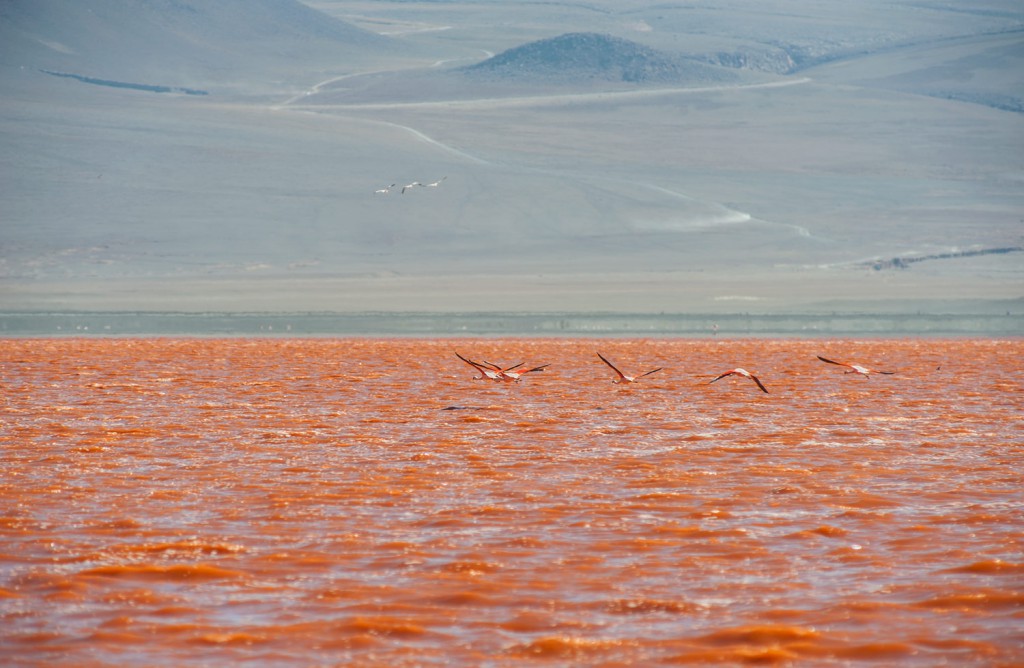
<box><xmin>0</xmin><ymin>0</ymin><xmax>406</xmax><ymax>93</ymax></box>
<box><xmin>463</xmin><ymin>32</ymin><xmax>740</xmax><ymax>85</ymax></box>
<box><xmin>1</xmin><ymin>0</ymin><xmax>1020</xmax><ymax>321</ymax></box>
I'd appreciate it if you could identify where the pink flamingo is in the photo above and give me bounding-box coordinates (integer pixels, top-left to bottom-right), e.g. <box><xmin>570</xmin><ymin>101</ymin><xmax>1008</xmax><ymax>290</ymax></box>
<box><xmin>457</xmin><ymin>353</ymin><xmax>547</xmax><ymax>382</ymax></box>
<box><xmin>597</xmin><ymin>352</ymin><xmax>662</xmax><ymax>384</ymax></box>
<box><xmin>709</xmin><ymin>368</ymin><xmax>769</xmax><ymax>393</ymax></box>
<box><xmin>817</xmin><ymin>355</ymin><xmax>894</xmax><ymax>378</ymax></box>
<box><xmin>455</xmin><ymin>352</ymin><xmax>522</xmax><ymax>381</ymax></box>
<box><xmin>497</xmin><ymin>363</ymin><xmax>550</xmax><ymax>382</ymax></box>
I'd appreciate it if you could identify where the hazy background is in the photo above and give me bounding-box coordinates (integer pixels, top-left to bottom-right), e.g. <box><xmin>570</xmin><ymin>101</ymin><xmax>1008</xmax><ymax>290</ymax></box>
<box><xmin>1</xmin><ymin>0</ymin><xmax>1022</xmax><ymax>320</ymax></box>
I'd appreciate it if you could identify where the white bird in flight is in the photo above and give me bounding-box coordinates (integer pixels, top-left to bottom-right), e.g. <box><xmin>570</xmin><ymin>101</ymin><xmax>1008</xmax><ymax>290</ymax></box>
<box><xmin>425</xmin><ymin>176</ymin><xmax>447</xmax><ymax>187</ymax></box>
<box><xmin>597</xmin><ymin>352</ymin><xmax>661</xmax><ymax>384</ymax></box>
<box><xmin>817</xmin><ymin>356</ymin><xmax>895</xmax><ymax>378</ymax></box>
<box><xmin>709</xmin><ymin>368</ymin><xmax>769</xmax><ymax>393</ymax></box>
<box><xmin>401</xmin><ymin>181</ymin><xmax>424</xmax><ymax>194</ymax></box>
<box><xmin>374</xmin><ymin>183</ymin><xmax>396</xmax><ymax>194</ymax></box>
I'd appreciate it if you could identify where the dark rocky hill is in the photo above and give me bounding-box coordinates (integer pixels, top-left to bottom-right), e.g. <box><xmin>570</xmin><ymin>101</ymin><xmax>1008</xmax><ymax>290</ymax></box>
<box><xmin>463</xmin><ymin>32</ymin><xmax>739</xmax><ymax>84</ymax></box>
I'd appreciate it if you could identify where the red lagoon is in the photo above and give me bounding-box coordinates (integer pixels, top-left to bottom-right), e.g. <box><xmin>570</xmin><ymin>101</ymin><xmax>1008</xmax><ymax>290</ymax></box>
<box><xmin>2</xmin><ymin>338</ymin><xmax>1021</xmax><ymax>665</ymax></box>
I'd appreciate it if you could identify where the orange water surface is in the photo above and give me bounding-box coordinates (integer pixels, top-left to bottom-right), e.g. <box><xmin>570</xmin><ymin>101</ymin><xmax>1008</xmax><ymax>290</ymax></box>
<box><xmin>2</xmin><ymin>338</ymin><xmax>1022</xmax><ymax>666</ymax></box>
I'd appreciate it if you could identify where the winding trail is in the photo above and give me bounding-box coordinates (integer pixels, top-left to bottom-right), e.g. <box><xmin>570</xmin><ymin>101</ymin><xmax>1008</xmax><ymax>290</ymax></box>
<box><xmin>374</xmin><ymin>121</ymin><xmax>489</xmax><ymax>165</ymax></box>
<box><xmin>288</xmin><ymin>76</ymin><xmax>813</xmax><ymax>112</ymax></box>
<box><xmin>274</xmin><ymin>69</ymin><xmax>816</xmax><ymax>238</ymax></box>
<box><xmin>276</xmin><ymin>70</ymin><xmax>392</xmax><ymax>107</ymax></box>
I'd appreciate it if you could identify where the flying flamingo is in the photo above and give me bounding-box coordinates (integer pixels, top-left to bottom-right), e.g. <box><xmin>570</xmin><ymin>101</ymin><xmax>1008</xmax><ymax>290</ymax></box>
<box><xmin>425</xmin><ymin>176</ymin><xmax>447</xmax><ymax>187</ymax></box>
<box><xmin>455</xmin><ymin>352</ymin><xmax>525</xmax><ymax>381</ymax></box>
<box><xmin>817</xmin><ymin>356</ymin><xmax>894</xmax><ymax>378</ymax></box>
<box><xmin>597</xmin><ymin>352</ymin><xmax>661</xmax><ymax>384</ymax></box>
<box><xmin>401</xmin><ymin>181</ymin><xmax>424</xmax><ymax>194</ymax></box>
<box><xmin>496</xmin><ymin>363</ymin><xmax>549</xmax><ymax>382</ymax></box>
<box><xmin>709</xmin><ymin>368</ymin><xmax>769</xmax><ymax>393</ymax></box>
<box><xmin>374</xmin><ymin>183</ymin><xmax>396</xmax><ymax>194</ymax></box>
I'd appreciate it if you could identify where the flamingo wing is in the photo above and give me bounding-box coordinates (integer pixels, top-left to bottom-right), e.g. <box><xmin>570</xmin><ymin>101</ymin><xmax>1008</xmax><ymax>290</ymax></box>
<box><xmin>708</xmin><ymin>371</ymin><xmax>734</xmax><ymax>384</ymax></box>
<box><xmin>637</xmin><ymin>367</ymin><xmax>663</xmax><ymax>379</ymax></box>
<box><xmin>455</xmin><ymin>351</ymin><xmax>480</xmax><ymax>368</ymax></box>
<box><xmin>485</xmin><ymin>361</ymin><xmax>523</xmax><ymax>372</ymax></box>
<box><xmin>597</xmin><ymin>353</ymin><xmax>628</xmax><ymax>381</ymax></box>
<box><xmin>817</xmin><ymin>355</ymin><xmax>848</xmax><ymax>367</ymax></box>
<box><xmin>455</xmin><ymin>352</ymin><xmax>493</xmax><ymax>374</ymax></box>
<box><xmin>749</xmin><ymin>373</ymin><xmax>769</xmax><ymax>393</ymax></box>
<box><xmin>503</xmin><ymin>364</ymin><xmax>549</xmax><ymax>382</ymax></box>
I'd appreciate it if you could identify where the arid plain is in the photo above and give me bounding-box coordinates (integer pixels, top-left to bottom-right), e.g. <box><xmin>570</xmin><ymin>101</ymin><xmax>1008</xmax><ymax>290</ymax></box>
<box><xmin>1</xmin><ymin>0</ymin><xmax>1022</xmax><ymax>329</ymax></box>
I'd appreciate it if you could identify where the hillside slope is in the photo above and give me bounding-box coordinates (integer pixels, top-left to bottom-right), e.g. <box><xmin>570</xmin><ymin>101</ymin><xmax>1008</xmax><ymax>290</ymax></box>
<box><xmin>0</xmin><ymin>0</ymin><xmax>405</xmax><ymax>92</ymax></box>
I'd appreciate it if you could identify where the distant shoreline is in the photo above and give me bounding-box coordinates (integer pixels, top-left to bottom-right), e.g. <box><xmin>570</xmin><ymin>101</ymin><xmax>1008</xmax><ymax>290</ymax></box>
<box><xmin>2</xmin><ymin>311</ymin><xmax>1020</xmax><ymax>338</ymax></box>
